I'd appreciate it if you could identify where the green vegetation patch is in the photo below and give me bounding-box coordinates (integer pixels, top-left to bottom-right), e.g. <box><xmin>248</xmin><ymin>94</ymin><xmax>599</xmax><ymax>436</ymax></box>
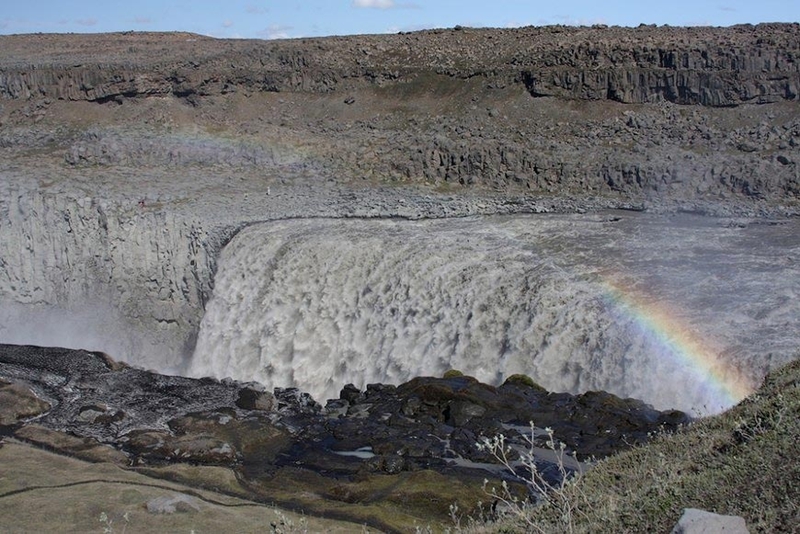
<box><xmin>502</xmin><ymin>374</ymin><xmax>546</xmax><ymax>392</ymax></box>
<box><xmin>488</xmin><ymin>359</ymin><xmax>800</xmax><ymax>533</ymax></box>
<box><xmin>0</xmin><ymin>440</ymin><xmax>364</xmax><ymax>533</ymax></box>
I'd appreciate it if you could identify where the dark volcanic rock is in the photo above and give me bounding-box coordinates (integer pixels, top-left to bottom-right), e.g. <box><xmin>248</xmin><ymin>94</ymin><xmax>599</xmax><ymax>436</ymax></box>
<box><xmin>0</xmin><ymin>343</ymin><xmax>688</xmax><ymax>464</ymax></box>
<box><xmin>235</xmin><ymin>386</ymin><xmax>276</xmax><ymax>411</ymax></box>
<box><xmin>1</xmin><ymin>25</ymin><xmax>798</xmax><ymax>107</ymax></box>
<box><xmin>0</xmin><ymin>343</ymin><xmax>690</xmax><ymax>528</ymax></box>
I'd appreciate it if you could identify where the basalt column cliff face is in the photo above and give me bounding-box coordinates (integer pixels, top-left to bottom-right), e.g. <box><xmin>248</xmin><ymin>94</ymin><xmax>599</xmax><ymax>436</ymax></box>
<box><xmin>0</xmin><ymin>187</ymin><xmax>218</xmax><ymax>371</ymax></box>
<box><xmin>1</xmin><ymin>25</ymin><xmax>800</xmax><ymax>199</ymax></box>
<box><xmin>2</xmin><ymin>25</ymin><xmax>799</xmax><ymax>106</ymax></box>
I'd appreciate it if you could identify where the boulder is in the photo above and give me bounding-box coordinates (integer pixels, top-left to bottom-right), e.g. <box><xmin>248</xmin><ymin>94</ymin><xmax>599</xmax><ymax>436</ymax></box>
<box><xmin>447</xmin><ymin>400</ymin><xmax>487</xmax><ymax>427</ymax></box>
<box><xmin>146</xmin><ymin>493</ymin><xmax>202</xmax><ymax>514</ymax></box>
<box><xmin>671</xmin><ymin>508</ymin><xmax>749</xmax><ymax>534</ymax></box>
<box><xmin>235</xmin><ymin>387</ymin><xmax>275</xmax><ymax>411</ymax></box>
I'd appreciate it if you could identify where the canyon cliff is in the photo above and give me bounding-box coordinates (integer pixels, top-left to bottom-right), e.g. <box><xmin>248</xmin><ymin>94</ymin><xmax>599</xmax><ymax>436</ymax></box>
<box><xmin>1</xmin><ymin>24</ymin><xmax>799</xmax><ymax>199</ymax></box>
<box><xmin>2</xmin><ymin>25</ymin><xmax>799</xmax><ymax>106</ymax></box>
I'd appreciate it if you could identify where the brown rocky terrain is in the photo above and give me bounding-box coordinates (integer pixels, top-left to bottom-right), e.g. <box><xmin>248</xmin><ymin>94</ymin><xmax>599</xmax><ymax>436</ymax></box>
<box><xmin>1</xmin><ymin>24</ymin><xmax>800</xmax><ymax>207</ymax></box>
<box><xmin>2</xmin><ymin>25</ymin><xmax>799</xmax><ymax>106</ymax></box>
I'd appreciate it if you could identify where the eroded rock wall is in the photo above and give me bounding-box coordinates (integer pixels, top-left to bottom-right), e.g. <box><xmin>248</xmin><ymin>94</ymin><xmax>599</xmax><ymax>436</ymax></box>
<box><xmin>0</xmin><ymin>188</ymin><xmax>216</xmax><ymax>370</ymax></box>
<box><xmin>1</xmin><ymin>24</ymin><xmax>799</xmax><ymax>106</ymax></box>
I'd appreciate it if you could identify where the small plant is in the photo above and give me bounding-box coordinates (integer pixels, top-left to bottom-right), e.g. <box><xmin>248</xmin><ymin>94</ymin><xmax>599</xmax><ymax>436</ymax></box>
<box><xmin>475</xmin><ymin>422</ymin><xmax>585</xmax><ymax>534</ymax></box>
<box><xmin>270</xmin><ymin>508</ymin><xmax>308</xmax><ymax>534</ymax></box>
<box><xmin>447</xmin><ymin>500</ymin><xmax>496</xmax><ymax>532</ymax></box>
<box><xmin>98</xmin><ymin>511</ymin><xmax>130</xmax><ymax>534</ymax></box>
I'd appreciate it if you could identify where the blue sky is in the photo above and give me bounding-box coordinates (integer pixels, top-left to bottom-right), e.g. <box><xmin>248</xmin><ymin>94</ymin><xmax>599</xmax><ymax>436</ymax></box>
<box><xmin>0</xmin><ymin>1</ymin><xmax>797</xmax><ymax>39</ymax></box>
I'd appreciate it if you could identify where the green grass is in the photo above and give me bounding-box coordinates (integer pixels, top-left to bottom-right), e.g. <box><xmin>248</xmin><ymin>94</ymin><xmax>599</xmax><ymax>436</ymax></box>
<box><xmin>0</xmin><ymin>440</ymin><xmax>367</xmax><ymax>533</ymax></box>
<box><xmin>476</xmin><ymin>358</ymin><xmax>800</xmax><ymax>533</ymax></box>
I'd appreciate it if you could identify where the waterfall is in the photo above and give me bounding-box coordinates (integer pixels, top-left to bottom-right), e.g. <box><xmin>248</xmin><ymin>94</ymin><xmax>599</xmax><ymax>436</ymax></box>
<box><xmin>190</xmin><ymin>214</ymin><xmax>800</xmax><ymax>415</ymax></box>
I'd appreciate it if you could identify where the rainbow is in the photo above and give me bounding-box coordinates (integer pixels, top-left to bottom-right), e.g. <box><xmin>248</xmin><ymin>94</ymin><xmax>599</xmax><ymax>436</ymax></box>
<box><xmin>159</xmin><ymin>128</ymin><xmax>315</xmax><ymax>166</ymax></box>
<box><xmin>600</xmin><ymin>275</ymin><xmax>756</xmax><ymax>413</ymax></box>
<box><xmin>101</xmin><ymin>121</ymin><xmax>322</xmax><ymax>173</ymax></box>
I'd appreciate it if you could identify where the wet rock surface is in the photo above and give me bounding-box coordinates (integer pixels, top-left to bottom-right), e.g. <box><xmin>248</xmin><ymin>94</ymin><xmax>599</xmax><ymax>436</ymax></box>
<box><xmin>1</xmin><ymin>343</ymin><xmax>688</xmax><ymax>529</ymax></box>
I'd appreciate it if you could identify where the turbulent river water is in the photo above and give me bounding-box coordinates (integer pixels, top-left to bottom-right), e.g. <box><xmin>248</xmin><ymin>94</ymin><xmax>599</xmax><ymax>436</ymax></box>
<box><xmin>189</xmin><ymin>211</ymin><xmax>800</xmax><ymax>415</ymax></box>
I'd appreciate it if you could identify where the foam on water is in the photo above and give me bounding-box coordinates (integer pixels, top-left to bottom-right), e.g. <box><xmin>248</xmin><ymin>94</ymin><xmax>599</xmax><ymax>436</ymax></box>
<box><xmin>190</xmin><ymin>213</ymin><xmax>800</xmax><ymax>415</ymax></box>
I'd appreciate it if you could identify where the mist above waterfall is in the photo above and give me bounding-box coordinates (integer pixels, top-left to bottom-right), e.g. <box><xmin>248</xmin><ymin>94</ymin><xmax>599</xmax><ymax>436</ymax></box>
<box><xmin>0</xmin><ymin>188</ymin><xmax>216</xmax><ymax>374</ymax></box>
<box><xmin>190</xmin><ymin>213</ymin><xmax>800</xmax><ymax>415</ymax></box>
<box><xmin>0</xmin><ymin>301</ymin><xmax>195</xmax><ymax>375</ymax></box>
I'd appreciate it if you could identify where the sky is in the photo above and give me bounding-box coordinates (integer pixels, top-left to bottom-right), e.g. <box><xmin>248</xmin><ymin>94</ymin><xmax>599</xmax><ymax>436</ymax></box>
<box><xmin>0</xmin><ymin>1</ymin><xmax>797</xmax><ymax>40</ymax></box>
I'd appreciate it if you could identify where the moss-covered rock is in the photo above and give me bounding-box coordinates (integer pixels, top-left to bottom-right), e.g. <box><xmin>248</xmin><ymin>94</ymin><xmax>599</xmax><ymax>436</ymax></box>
<box><xmin>503</xmin><ymin>373</ymin><xmax>546</xmax><ymax>392</ymax></box>
<box><xmin>0</xmin><ymin>379</ymin><xmax>50</xmax><ymax>427</ymax></box>
<box><xmin>443</xmin><ymin>369</ymin><xmax>464</xmax><ymax>379</ymax></box>
<box><xmin>14</xmin><ymin>424</ymin><xmax>129</xmax><ymax>465</ymax></box>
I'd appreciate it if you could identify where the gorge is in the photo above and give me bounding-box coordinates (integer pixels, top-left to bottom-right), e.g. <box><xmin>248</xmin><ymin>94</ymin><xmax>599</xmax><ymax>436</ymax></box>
<box><xmin>3</xmin><ymin>182</ymin><xmax>797</xmax><ymax>416</ymax></box>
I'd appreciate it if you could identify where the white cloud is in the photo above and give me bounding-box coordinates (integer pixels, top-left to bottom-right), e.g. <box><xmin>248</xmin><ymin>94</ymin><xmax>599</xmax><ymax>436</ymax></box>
<box><xmin>504</xmin><ymin>20</ymin><xmax>534</xmax><ymax>29</ymax></box>
<box><xmin>352</xmin><ymin>0</ymin><xmax>395</xmax><ymax>8</ymax></box>
<box><xmin>222</xmin><ymin>20</ymin><xmax>234</xmax><ymax>28</ymax></box>
<box><xmin>76</xmin><ymin>18</ymin><xmax>98</xmax><ymax>27</ymax></box>
<box><xmin>386</xmin><ymin>23</ymin><xmax>430</xmax><ymax>33</ymax></box>
<box><xmin>258</xmin><ymin>24</ymin><xmax>293</xmax><ymax>40</ymax></box>
<box><xmin>132</xmin><ymin>17</ymin><xmax>153</xmax><ymax>25</ymax></box>
<box><xmin>685</xmin><ymin>19</ymin><xmax>713</xmax><ymax>27</ymax></box>
<box><xmin>555</xmin><ymin>15</ymin><xmax>607</xmax><ymax>26</ymax></box>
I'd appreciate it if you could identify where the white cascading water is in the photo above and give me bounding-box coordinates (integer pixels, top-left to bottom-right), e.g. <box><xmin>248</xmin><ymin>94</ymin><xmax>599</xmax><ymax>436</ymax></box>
<box><xmin>190</xmin><ymin>213</ymin><xmax>800</xmax><ymax>415</ymax></box>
